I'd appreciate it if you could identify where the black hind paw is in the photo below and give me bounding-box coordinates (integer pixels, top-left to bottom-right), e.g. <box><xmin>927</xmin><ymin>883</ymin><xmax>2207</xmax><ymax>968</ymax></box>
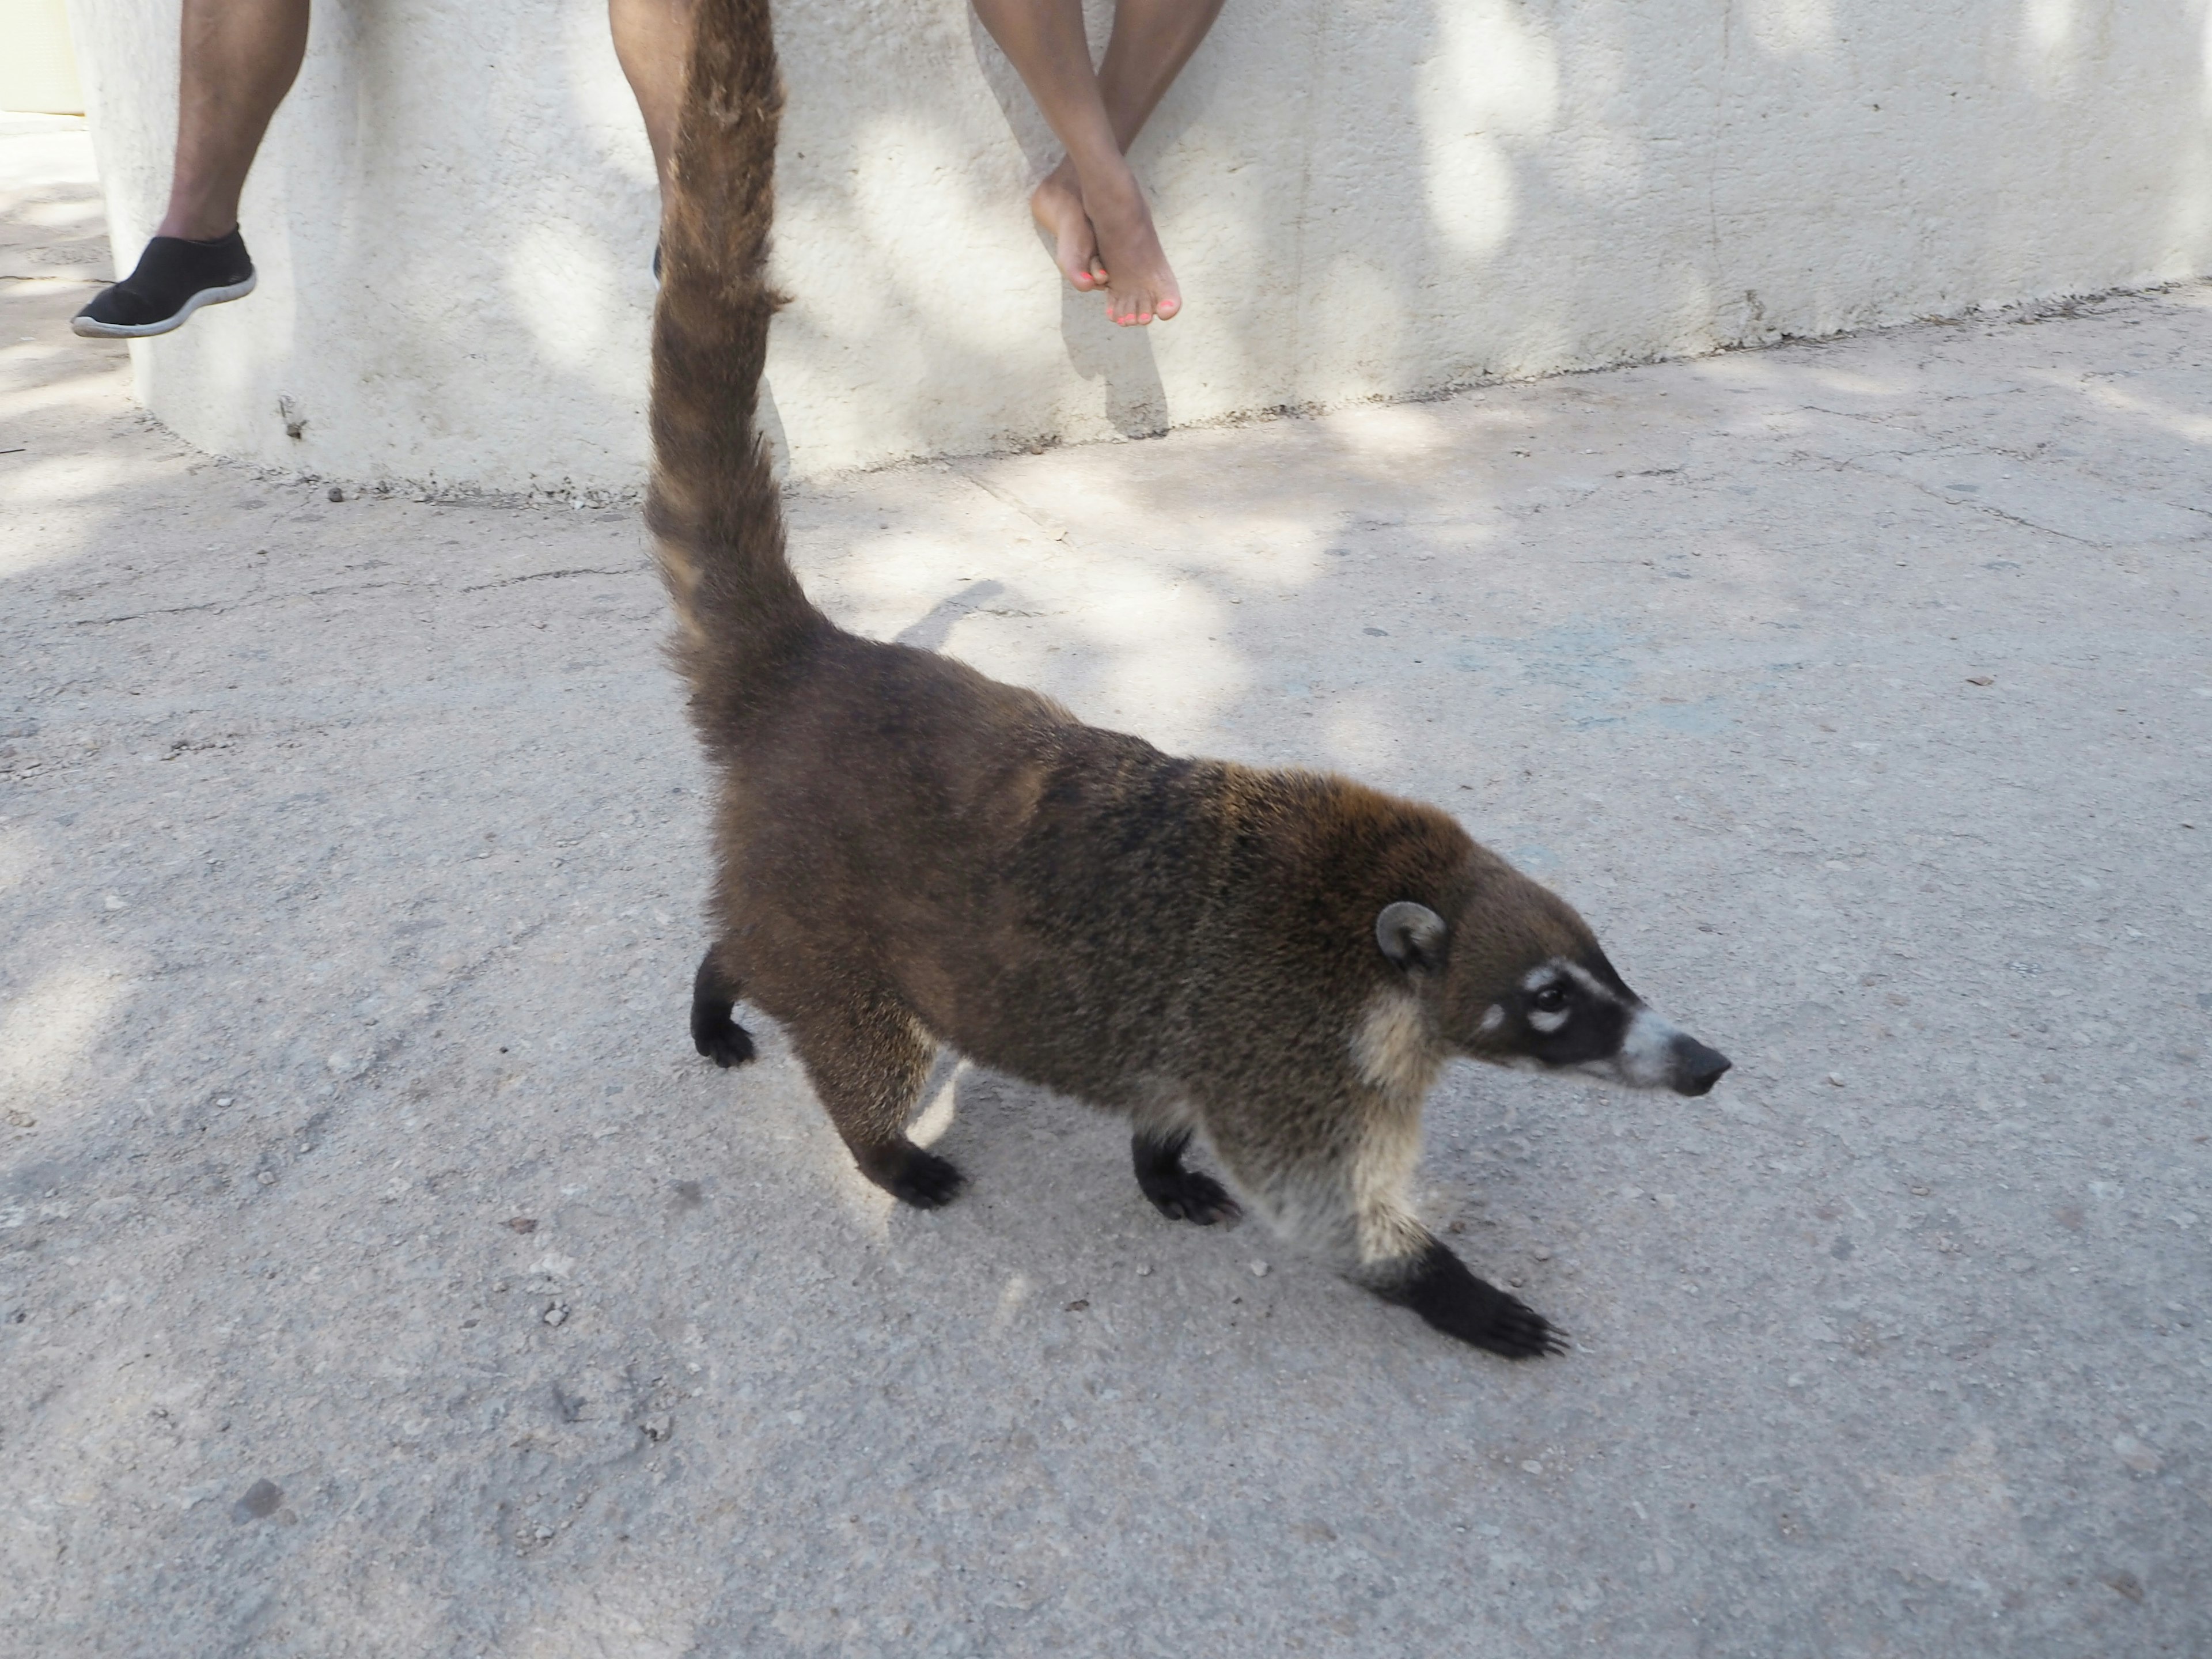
<box><xmin>1131</xmin><ymin>1130</ymin><xmax>1240</xmax><ymax>1226</ymax></box>
<box><xmin>1375</xmin><ymin>1238</ymin><xmax>1568</xmax><ymax>1361</ymax></box>
<box><xmin>692</xmin><ymin>1014</ymin><xmax>756</xmax><ymax>1069</ymax></box>
<box><xmin>874</xmin><ymin>1146</ymin><xmax>965</xmax><ymax>1210</ymax></box>
<box><xmin>1141</xmin><ymin>1167</ymin><xmax>1241</xmax><ymax>1226</ymax></box>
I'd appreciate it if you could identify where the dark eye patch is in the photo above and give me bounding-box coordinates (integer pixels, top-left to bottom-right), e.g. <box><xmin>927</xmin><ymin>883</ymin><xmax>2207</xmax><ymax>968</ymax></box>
<box><xmin>1520</xmin><ymin>992</ymin><xmax>1630</xmax><ymax>1065</ymax></box>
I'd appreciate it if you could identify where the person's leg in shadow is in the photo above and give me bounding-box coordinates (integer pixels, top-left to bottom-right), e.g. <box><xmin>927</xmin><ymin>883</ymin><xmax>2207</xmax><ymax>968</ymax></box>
<box><xmin>971</xmin><ymin>0</ymin><xmax>1226</xmax><ymax>327</ymax></box>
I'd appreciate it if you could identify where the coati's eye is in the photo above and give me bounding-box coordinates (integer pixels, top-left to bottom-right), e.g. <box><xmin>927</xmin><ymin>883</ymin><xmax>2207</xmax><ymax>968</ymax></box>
<box><xmin>1531</xmin><ymin>984</ymin><xmax>1568</xmax><ymax>1013</ymax></box>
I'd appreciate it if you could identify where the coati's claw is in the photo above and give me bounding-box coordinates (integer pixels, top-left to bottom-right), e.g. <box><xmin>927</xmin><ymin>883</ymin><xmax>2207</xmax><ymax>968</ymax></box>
<box><xmin>1479</xmin><ymin>1297</ymin><xmax>1569</xmax><ymax>1361</ymax></box>
<box><xmin>1375</xmin><ymin>1237</ymin><xmax>1568</xmax><ymax>1361</ymax></box>
<box><xmin>877</xmin><ymin>1146</ymin><xmax>965</xmax><ymax>1210</ymax></box>
<box><xmin>1142</xmin><ymin>1168</ymin><xmax>1241</xmax><ymax>1226</ymax></box>
<box><xmin>694</xmin><ymin>1016</ymin><xmax>756</xmax><ymax>1069</ymax></box>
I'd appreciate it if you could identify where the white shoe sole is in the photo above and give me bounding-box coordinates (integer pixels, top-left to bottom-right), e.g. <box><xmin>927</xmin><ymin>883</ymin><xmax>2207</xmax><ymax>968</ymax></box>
<box><xmin>71</xmin><ymin>272</ymin><xmax>258</xmax><ymax>339</ymax></box>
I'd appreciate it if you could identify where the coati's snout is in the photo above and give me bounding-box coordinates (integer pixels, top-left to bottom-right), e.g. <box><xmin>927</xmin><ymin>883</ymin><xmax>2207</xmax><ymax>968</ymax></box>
<box><xmin>1374</xmin><ymin>897</ymin><xmax>1730</xmax><ymax>1097</ymax></box>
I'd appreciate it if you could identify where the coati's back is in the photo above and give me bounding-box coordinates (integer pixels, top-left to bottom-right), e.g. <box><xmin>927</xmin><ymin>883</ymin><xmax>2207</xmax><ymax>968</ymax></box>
<box><xmin>649</xmin><ymin>0</ymin><xmax>1729</xmax><ymax>1362</ymax></box>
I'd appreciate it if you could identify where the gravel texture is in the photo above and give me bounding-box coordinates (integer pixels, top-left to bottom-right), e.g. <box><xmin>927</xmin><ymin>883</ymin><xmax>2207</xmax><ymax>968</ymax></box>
<box><xmin>4</xmin><ymin>117</ymin><xmax>2209</xmax><ymax>1657</ymax></box>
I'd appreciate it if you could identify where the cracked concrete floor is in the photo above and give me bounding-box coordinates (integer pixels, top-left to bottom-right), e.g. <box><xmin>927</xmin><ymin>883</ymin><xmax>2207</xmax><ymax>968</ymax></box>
<box><xmin>3</xmin><ymin>115</ymin><xmax>2210</xmax><ymax>1657</ymax></box>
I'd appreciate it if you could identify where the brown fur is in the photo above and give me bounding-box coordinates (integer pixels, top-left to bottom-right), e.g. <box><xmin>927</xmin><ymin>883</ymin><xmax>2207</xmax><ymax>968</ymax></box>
<box><xmin>644</xmin><ymin>0</ymin><xmax>1715</xmax><ymax>1359</ymax></box>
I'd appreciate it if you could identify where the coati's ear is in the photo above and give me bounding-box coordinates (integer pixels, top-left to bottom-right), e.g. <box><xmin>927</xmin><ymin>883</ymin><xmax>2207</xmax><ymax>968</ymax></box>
<box><xmin>1375</xmin><ymin>902</ymin><xmax>1448</xmax><ymax>974</ymax></box>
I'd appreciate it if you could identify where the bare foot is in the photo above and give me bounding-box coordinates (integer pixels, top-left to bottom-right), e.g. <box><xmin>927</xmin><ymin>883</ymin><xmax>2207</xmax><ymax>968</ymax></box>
<box><xmin>1078</xmin><ymin>164</ymin><xmax>1180</xmax><ymax>327</ymax></box>
<box><xmin>1031</xmin><ymin>161</ymin><xmax>1107</xmax><ymax>293</ymax></box>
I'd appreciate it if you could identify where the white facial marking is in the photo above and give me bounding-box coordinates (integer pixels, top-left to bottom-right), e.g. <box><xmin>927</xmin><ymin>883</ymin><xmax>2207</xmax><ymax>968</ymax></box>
<box><xmin>1478</xmin><ymin>1004</ymin><xmax>1505</xmax><ymax>1036</ymax></box>
<box><xmin>1520</xmin><ymin>961</ymin><xmax>1567</xmax><ymax>993</ymax></box>
<box><xmin>1559</xmin><ymin>961</ymin><xmax>1607</xmax><ymax>997</ymax></box>
<box><xmin>1528</xmin><ymin>1006</ymin><xmax>1569</xmax><ymax>1034</ymax></box>
<box><xmin>1615</xmin><ymin>1007</ymin><xmax>1682</xmax><ymax>1088</ymax></box>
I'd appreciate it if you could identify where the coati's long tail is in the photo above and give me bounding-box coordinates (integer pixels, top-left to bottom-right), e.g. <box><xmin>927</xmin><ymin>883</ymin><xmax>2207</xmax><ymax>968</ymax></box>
<box><xmin>646</xmin><ymin>0</ymin><xmax>825</xmax><ymax>727</ymax></box>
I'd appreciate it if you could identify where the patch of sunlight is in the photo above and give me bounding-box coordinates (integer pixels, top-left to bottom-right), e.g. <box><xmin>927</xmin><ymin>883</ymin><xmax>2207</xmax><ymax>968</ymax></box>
<box><xmin>1415</xmin><ymin>0</ymin><xmax>1558</xmax><ymax>258</ymax></box>
<box><xmin>1546</xmin><ymin>36</ymin><xmax>1645</xmax><ymax>199</ymax></box>
<box><xmin>0</xmin><ymin>963</ymin><xmax>126</xmax><ymax>1110</ymax></box>
<box><xmin>516</xmin><ymin>1593</ymin><xmax>694</xmax><ymax>1659</ymax></box>
<box><xmin>2069</xmin><ymin>376</ymin><xmax>2212</xmax><ymax>445</ymax></box>
<box><xmin>1239</xmin><ymin>518</ymin><xmax>1328</xmax><ymax>588</ymax></box>
<box><xmin>503</xmin><ymin>222</ymin><xmax>616</xmax><ymax>371</ymax></box>
<box><xmin>0</xmin><ymin>450</ymin><xmax>130</xmax><ymax>518</ymax></box>
<box><xmin>1320</xmin><ymin>402</ymin><xmax>1453</xmax><ymax>464</ymax></box>
<box><xmin>19</xmin><ymin>196</ymin><xmax>104</xmax><ymax>230</ymax></box>
<box><xmin>992</xmin><ymin>1270</ymin><xmax>1034</xmax><ymax>1332</ymax></box>
<box><xmin>910</xmin><ymin>1062</ymin><xmax>962</xmax><ymax>1149</ymax></box>
<box><xmin>826</xmin><ymin>1134</ymin><xmax>897</xmax><ymax>1238</ymax></box>
<box><xmin>559</xmin><ymin>6</ymin><xmax>657</xmax><ymax>187</ymax></box>
<box><xmin>0</xmin><ymin>360</ymin><xmax>133</xmax><ymax>427</ymax></box>
<box><xmin>1802</xmin><ymin>366</ymin><xmax>1913</xmax><ymax>399</ymax></box>
<box><xmin>135</xmin><ymin>268</ymin><xmax>287</xmax><ymax>445</ymax></box>
<box><xmin>0</xmin><ymin>827</ymin><xmax>36</xmax><ymax>899</ymax></box>
<box><xmin>836</xmin><ymin>532</ymin><xmax>986</xmax><ymax>630</ymax></box>
<box><xmin>1690</xmin><ymin>352</ymin><xmax>1786</xmax><ymax>391</ymax></box>
<box><xmin>1310</xmin><ymin>256</ymin><xmax>1410</xmax><ymax>392</ymax></box>
<box><xmin>765</xmin><ymin>308</ymin><xmax>936</xmax><ymax>474</ymax></box>
<box><xmin>1747</xmin><ymin>0</ymin><xmax>1836</xmax><ymax>58</ymax></box>
<box><xmin>1089</xmin><ymin>619</ymin><xmax>1248</xmax><ymax>751</ymax></box>
<box><xmin>1319</xmin><ymin>691</ymin><xmax>1414</xmax><ymax>774</ymax></box>
<box><xmin>2153</xmin><ymin>134</ymin><xmax>2212</xmax><ymax>260</ymax></box>
<box><xmin>1867</xmin><ymin>1429</ymin><xmax>2027</xmax><ymax>1585</ymax></box>
<box><xmin>850</xmin><ymin>115</ymin><xmax>1036</xmax><ymax>355</ymax></box>
<box><xmin>774</xmin><ymin>199</ymin><xmax>896</xmax><ymax>338</ymax></box>
<box><xmin>2021</xmin><ymin>0</ymin><xmax>2078</xmax><ymax>92</ymax></box>
<box><xmin>2204</xmin><ymin>7</ymin><xmax>2212</xmax><ymax>115</ymax></box>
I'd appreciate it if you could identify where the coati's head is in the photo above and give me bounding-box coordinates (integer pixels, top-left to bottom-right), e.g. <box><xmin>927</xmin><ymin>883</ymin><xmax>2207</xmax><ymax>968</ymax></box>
<box><xmin>1374</xmin><ymin>870</ymin><xmax>1730</xmax><ymax>1097</ymax></box>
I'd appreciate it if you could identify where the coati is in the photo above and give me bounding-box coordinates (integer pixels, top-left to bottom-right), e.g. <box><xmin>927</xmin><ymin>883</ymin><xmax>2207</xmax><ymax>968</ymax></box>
<box><xmin>648</xmin><ymin>0</ymin><xmax>1730</xmax><ymax>1360</ymax></box>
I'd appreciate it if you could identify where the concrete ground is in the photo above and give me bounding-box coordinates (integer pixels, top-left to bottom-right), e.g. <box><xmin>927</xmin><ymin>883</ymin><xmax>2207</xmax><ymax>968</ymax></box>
<box><xmin>4</xmin><ymin>115</ymin><xmax>2209</xmax><ymax>1658</ymax></box>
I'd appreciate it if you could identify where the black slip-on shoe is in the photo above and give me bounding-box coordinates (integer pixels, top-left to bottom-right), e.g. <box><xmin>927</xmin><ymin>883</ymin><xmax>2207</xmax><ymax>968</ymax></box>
<box><xmin>73</xmin><ymin>229</ymin><xmax>257</xmax><ymax>339</ymax></box>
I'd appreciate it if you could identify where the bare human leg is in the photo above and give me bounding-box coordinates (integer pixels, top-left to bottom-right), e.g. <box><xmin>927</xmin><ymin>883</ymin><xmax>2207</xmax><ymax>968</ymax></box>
<box><xmin>972</xmin><ymin>0</ymin><xmax>1225</xmax><ymax>325</ymax></box>
<box><xmin>1034</xmin><ymin>0</ymin><xmax>1225</xmax><ymax>313</ymax></box>
<box><xmin>609</xmin><ymin>0</ymin><xmax>700</xmax><ymax>208</ymax></box>
<box><xmin>157</xmin><ymin>0</ymin><xmax>311</xmax><ymax>241</ymax></box>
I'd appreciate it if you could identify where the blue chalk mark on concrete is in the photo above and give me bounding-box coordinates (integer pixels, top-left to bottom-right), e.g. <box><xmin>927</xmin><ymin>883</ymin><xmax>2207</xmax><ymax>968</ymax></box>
<box><xmin>1448</xmin><ymin>623</ymin><xmax>1732</xmax><ymax>736</ymax></box>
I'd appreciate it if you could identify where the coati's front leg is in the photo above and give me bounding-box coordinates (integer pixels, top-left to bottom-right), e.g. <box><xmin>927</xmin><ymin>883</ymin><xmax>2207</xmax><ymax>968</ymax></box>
<box><xmin>1366</xmin><ymin>1237</ymin><xmax>1566</xmax><ymax>1361</ymax></box>
<box><xmin>691</xmin><ymin>944</ymin><xmax>757</xmax><ymax>1068</ymax></box>
<box><xmin>1131</xmin><ymin>1129</ymin><xmax>1240</xmax><ymax>1225</ymax></box>
<box><xmin>1205</xmin><ymin>1104</ymin><xmax>1564</xmax><ymax>1360</ymax></box>
<box><xmin>786</xmin><ymin>992</ymin><xmax>963</xmax><ymax>1209</ymax></box>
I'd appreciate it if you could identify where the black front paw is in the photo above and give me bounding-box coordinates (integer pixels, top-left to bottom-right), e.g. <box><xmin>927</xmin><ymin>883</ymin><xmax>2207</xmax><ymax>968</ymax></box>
<box><xmin>1141</xmin><ymin>1167</ymin><xmax>1241</xmax><ymax>1226</ymax></box>
<box><xmin>1375</xmin><ymin>1238</ymin><xmax>1567</xmax><ymax>1361</ymax></box>
<box><xmin>876</xmin><ymin>1146</ymin><xmax>965</xmax><ymax>1210</ymax></box>
<box><xmin>692</xmin><ymin>1012</ymin><xmax>756</xmax><ymax>1068</ymax></box>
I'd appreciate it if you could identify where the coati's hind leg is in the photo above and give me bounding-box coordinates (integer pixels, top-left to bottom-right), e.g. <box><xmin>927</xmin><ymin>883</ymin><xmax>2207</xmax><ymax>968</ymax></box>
<box><xmin>787</xmin><ymin>993</ymin><xmax>962</xmax><ymax>1209</ymax></box>
<box><xmin>1131</xmin><ymin>1129</ymin><xmax>1240</xmax><ymax>1225</ymax></box>
<box><xmin>691</xmin><ymin>944</ymin><xmax>757</xmax><ymax>1068</ymax></box>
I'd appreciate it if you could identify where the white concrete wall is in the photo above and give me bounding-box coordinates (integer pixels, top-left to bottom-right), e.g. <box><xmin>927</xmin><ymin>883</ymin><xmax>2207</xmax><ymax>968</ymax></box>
<box><xmin>68</xmin><ymin>0</ymin><xmax>2212</xmax><ymax>489</ymax></box>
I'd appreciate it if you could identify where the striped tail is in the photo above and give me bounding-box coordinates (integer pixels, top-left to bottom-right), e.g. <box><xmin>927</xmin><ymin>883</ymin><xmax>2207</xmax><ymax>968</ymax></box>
<box><xmin>645</xmin><ymin>0</ymin><xmax>825</xmax><ymax>731</ymax></box>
